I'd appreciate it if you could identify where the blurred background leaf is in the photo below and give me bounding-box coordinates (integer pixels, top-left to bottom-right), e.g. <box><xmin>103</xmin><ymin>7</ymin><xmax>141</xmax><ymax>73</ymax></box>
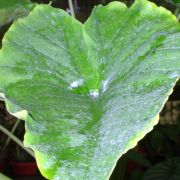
<box><xmin>142</xmin><ymin>157</ymin><xmax>180</xmax><ymax>180</ymax></box>
<box><xmin>0</xmin><ymin>0</ymin><xmax>36</xmax><ymax>28</ymax></box>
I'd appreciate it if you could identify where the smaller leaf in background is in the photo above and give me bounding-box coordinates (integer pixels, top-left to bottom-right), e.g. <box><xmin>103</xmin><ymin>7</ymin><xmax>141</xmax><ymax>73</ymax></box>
<box><xmin>173</xmin><ymin>0</ymin><xmax>180</xmax><ymax>4</ymax></box>
<box><xmin>165</xmin><ymin>0</ymin><xmax>180</xmax><ymax>7</ymax></box>
<box><xmin>0</xmin><ymin>0</ymin><xmax>36</xmax><ymax>28</ymax></box>
<box><xmin>142</xmin><ymin>157</ymin><xmax>180</xmax><ymax>180</ymax></box>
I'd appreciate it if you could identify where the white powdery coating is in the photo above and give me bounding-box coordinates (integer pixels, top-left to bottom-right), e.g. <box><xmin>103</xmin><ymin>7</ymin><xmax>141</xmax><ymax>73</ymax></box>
<box><xmin>89</xmin><ymin>89</ymin><xmax>99</xmax><ymax>99</ymax></box>
<box><xmin>42</xmin><ymin>155</ymin><xmax>56</xmax><ymax>170</ymax></box>
<box><xmin>69</xmin><ymin>133</ymin><xmax>87</xmax><ymax>147</ymax></box>
<box><xmin>102</xmin><ymin>80</ymin><xmax>109</xmax><ymax>93</ymax></box>
<box><xmin>68</xmin><ymin>79</ymin><xmax>83</xmax><ymax>89</ymax></box>
<box><xmin>53</xmin><ymin>161</ymin><xmax>86</xmax><ymax>180</ymax></box>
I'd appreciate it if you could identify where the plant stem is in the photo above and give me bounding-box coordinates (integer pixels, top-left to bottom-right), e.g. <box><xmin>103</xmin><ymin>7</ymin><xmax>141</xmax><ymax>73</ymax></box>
<box><xmin>68</xmin><ymin>0</ymin><xmax>75</xmax><ymax>18</ymax></box>
<box><xmin>0</xmin><ymin>119</ymin><xmax>21</xmax><ymax>159</ymax></box>
<box><xmin>178</xmin><ymin>14</ymin><xmax>180</xmax><ymax>20</ymax></box>
<box><xmin>0</xmin><ymin>125</ymin><xmax>35</xmax><ymax>158</ymax></box>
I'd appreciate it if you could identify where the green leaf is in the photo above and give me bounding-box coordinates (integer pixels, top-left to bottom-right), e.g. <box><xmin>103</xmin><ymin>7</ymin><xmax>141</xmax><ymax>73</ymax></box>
<box><xmin>142</xmin><ymin>157</ymin><xmax>180</xmax><ymax>180</ymax></box>
<box><xmin>0</xmin><ymin>0</ymin><xmax>36</xmax><ymax>28</ymax></box>
<box><xmin>0</xmin><ymin>173</ymin><xmax>12</xmax><ymax>180</ymax></box>
<box><xmin>173</xmin><ymin>0</ymin><xmax>180</xmax><ymax>3</ymax></box>
<box><xmin>0</xmin><ymin>0</ymin><xmax>179</xmax><ymax>179</ymax></box>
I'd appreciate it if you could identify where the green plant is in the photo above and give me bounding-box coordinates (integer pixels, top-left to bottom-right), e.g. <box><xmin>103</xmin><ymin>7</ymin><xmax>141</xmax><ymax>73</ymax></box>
<box><xmin>0</xmin><ymin>0</ymin><xmax>36</xmax><ymax>28</ymax></box>
<box><xmin>0</xmin><ymin>0</ymin><xmax>179</xmax><ymax>179</ymax></box>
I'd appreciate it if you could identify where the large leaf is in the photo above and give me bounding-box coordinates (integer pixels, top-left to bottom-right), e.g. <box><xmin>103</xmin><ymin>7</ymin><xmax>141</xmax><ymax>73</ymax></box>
<box><xmin>0</xmin><ymin>0</ymin><xmax>36</xmax><ymax>27</ymax></box>
<box><xmin>0</xmin><ymin>0</ymin><xmax>180</xmax><ymax>179</ymax></box>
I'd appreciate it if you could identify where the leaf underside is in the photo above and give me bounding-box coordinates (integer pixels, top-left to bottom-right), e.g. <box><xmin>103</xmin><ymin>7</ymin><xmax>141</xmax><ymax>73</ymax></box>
<box><xmin>0</xmin><ymin>0</ymin><xmax>180</xmax><ymax>179</ymax></box>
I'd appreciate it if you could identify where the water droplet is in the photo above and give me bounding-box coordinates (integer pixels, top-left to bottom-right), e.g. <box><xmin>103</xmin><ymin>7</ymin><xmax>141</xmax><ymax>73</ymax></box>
<box><xmin>68</xmin><ymin>79</ymin><xmax>83</xmax><ymax>89</ymax></box>
<box><xmin>169</xmin><ymin>72</ymin><xmax>178</xmax><ymax>79</ymax></box>
<box><xmin>89</xmin><ymin>89</ymin><xmax>99</xmax><ymax>99</ymax></box>
<box><xmin>102</xmin><ymin>80</ymin><xmax>109</xmax><ymax>93</ymax></box>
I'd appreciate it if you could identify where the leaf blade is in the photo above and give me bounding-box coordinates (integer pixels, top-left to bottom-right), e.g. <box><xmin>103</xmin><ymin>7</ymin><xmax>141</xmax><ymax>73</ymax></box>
<box><xmin>0</xmin><ymin>1</ymin><xmax>179</xmax><ymax>179</ymax></box>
